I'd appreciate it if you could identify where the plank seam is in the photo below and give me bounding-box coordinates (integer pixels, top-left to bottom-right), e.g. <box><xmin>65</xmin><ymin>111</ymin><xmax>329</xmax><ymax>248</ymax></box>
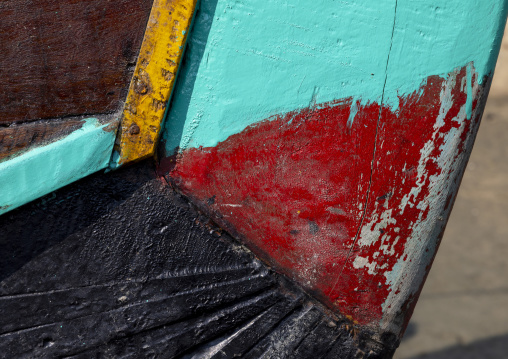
<box><xmin>330</xmin><ymin>0</ymin><xmax>399</xmax><ymax>296</ymax></box>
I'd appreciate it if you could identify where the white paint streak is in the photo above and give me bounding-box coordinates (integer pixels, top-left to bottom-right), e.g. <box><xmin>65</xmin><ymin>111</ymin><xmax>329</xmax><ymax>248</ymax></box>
<box><xmin>350</xmin><ymin>65</ymin><xmax>482</xmax><ymax>334</ymax></box>
<box><xmin>380</xmin><ymin>66</ymin><xmax>481</xmax><ymax>333</ymax></box>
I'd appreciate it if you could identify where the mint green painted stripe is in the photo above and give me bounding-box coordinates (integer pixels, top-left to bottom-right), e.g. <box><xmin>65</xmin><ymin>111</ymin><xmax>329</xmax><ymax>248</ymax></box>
<box><xmin>162</xmin><ymin>0</ymin><xmax>507</xmax><ymax>153</ymax></box>
<box><xmin>0</xmin><ymin>118</ymin><xmax>117</xmax><ymax>215</ymax></box>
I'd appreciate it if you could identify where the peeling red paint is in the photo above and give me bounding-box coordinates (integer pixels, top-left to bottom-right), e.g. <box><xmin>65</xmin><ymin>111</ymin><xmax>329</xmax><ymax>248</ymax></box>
<box><xmin>335</xmin><ymin>68</ymin><xmax>472</xmax><ymax>324</ymax></box>
<box><xmin>161</xmin><ymin>65</ymin><xmax>488</xmax><ymax>328</ymax></box>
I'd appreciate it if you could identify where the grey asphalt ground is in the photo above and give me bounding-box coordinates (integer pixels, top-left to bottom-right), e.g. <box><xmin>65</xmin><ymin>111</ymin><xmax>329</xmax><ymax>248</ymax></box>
<box><xmin>394</xmin><ymin>26</ymin><xmax>508</xmax><ymax>359</ymax></box>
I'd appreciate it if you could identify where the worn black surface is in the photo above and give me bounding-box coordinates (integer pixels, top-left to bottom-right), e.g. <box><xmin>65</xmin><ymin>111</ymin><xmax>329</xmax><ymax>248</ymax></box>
<box><xmin>0</xmin><ymin>161</ymin><xmax>397</xmax><ymax>358</ymax></box>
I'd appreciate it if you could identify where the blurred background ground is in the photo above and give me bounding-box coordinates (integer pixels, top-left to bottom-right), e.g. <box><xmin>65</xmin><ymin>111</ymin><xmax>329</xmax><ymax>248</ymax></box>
<box><xmin>394</xmin><ymin>24</ymin><xmax>508</xmax><ymax>359</ymax></box>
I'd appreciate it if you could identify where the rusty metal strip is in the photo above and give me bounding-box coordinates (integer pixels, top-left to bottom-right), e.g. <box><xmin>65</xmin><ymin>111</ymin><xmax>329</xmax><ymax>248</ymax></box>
<box><xmin>111</xmin><ymin>0</ymin><xmax>198</xmax><ymax>168</ymax></box>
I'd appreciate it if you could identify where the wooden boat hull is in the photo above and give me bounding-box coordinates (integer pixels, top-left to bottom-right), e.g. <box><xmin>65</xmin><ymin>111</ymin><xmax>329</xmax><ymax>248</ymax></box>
<box><xmin>0</xmin><ymin>162</ymin><xmax>396</xmax><ymax>358</ymax></box>
<box><xmin>1</xmin><ymin>0</ymin><xmax>507</xmax><ymax>357</ymax></box>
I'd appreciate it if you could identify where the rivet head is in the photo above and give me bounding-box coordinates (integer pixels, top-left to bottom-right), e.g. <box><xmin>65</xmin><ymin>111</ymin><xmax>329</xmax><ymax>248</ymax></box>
<box><xmin>133</xmin><ymin>77</ymin><xmax>149</xmax><ymax>95</ymax></box>
<box><xmin>129</xmin><ymin>123</ymin><xmax>141</xmax><ymax>135</ymax></box>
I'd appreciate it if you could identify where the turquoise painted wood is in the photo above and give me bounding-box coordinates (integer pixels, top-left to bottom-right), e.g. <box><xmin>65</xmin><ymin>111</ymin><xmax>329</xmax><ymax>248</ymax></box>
<box><xmin>162</xmin><ymin>0</ymin><xmax>507</xmax><ymax>152</ymax></box>
<box><xmin>0</xmin><ymin>118</ymin><xmax>117</xmax><ymax>215</ymax></box>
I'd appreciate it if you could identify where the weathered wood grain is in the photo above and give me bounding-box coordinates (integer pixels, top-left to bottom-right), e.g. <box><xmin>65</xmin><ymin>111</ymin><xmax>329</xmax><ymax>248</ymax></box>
<box><xmin>0</xmin><ymin>119</ymin><xmax>84</xmax><ymax>162</ymax></box>
<box><xmin>0</xmin><ymin>0</ymin><xmax>153</xmax><ymax>124</ymax></box>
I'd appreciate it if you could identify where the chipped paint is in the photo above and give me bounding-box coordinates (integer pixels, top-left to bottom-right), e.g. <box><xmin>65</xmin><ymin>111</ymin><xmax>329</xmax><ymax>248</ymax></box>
<box><xmin>157</xmin><ymin>0</ymin><xmax>508</xmax><ymax>338</ymax></box>
<box><xmin>111</xmin><ymin>0</ymin><xmax>198</xmax><ymax>167</ymax></box>
<box><xmin>162</xmin><ymin>65</ymin><xmax>494</xmax><ymax>336</ymax></box>
<box><xmin>0</xmin><ymin>118</ymin><xmax>117</xmax><ymax>215</ymax></box>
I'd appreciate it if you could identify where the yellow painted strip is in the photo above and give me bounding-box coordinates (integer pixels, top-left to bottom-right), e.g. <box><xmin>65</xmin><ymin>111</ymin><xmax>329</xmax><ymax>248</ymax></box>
<box><xmin>112</xmin><ymin>0</ymin><xmax>198</xmax><ymax>167</ymax></box>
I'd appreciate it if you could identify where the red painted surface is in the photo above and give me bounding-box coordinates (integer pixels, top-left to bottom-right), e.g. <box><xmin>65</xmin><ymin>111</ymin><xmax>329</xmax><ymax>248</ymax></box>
<box><xmin>161</xmin><ymin>65</ymin><xmax>486</xmax><ymax>326</ymax></box>
<box><xmin>336</xmin><ymin>66</ymin><xmax>480</xmax><ymax>326</ymax></box>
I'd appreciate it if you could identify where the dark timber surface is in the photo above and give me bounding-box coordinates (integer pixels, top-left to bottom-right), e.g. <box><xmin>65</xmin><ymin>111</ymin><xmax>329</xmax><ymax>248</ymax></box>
<box><xmin>0</xmin><ymin>0</ymin><xmax>153</xmax><ymax>124</ymax></box>
<box><xmin>0</xmin><ymin>161</ymin><xmax>397</xmax><ymax>358</ymax></box>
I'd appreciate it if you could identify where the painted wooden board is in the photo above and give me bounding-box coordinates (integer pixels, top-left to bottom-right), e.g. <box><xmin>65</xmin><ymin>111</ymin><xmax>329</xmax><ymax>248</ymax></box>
<box><xmin>0</xmin><ymin>0</ymin><xmax>197</xmax><ymax>213</ymax></box>
<box><xmin>111</xmin><ymin>0</ymin><xmax>198</xmax><ymax>167</ymax></box>
<box><xmin>158</xmin><ymin>0</ymin><xmax>508</xmax><ymax>339</ymax></box>
<box><xmin>0</xmin><ymin>118</ymin><xmax>117</xmax><ymax>215</ymax></box>
<box><xmin>0</xmin><ymin>120</ymin><xmax>84</xmax><ymax>162</ymax></box>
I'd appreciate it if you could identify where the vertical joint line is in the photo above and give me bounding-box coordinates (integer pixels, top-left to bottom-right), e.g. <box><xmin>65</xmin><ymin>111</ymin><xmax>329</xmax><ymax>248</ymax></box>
<box><xmin>330</xmin><ymin>0</ymin><xmax>398</xmax><ymax>295</ymax></box>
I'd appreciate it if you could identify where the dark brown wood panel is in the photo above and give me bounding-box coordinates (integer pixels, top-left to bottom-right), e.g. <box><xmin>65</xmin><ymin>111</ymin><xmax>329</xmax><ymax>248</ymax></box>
<box><xmin>0</xmin><ymin>0</ymin><xmax>154</xmax><ymax>124</ymax></box>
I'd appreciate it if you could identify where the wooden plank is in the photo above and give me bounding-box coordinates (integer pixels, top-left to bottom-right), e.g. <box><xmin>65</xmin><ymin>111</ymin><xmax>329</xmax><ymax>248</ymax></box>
<box><xmin>0</xmin><ymin>268</ymin><xmax>264</xmax><ymax>334</ymax></box>
<box><xmin>0</xmin><ymin>117</ymin><xmax>118</xmax><ymax>215</ymax></box>
<box><xmin>0</xmin><ymin>0</ymin><xmax>153</xmax><ymax>124</ymax></box>
<box><xmin>0</xmin><ymin>119</ymin><xmax>84</xmax><ymax>162</ymax></box>
<box><xmin>111</xmin><ymin>0</ymin><xmax>198</xmax><ymax>167</ymax></box>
